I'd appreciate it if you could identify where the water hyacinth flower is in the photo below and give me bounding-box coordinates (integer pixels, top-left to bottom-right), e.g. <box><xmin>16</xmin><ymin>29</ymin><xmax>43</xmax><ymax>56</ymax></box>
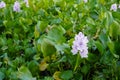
<box><xmin>24</xmin><ymin>0</ymin><xmax>29</xmax><ymax>7</ymax></box>
<box><xmin>118</xmin><ymin>4</ymin><xmax>120</xmax><ymax>8</ymax></box>
<box><xmin>0</xmin><ymin>1</ymin><xmax>6</xmax><ymax>8</ymax></box>
<box><xmin>84</xmin><ymin>0</ymin><xmax>88</xmax><ymax>3</ymax></box>
<box><xmin>110</xmin><ymin>3</ymin><xmax>117</xmax><ymax>11</ymax></box>
<box><xmin>71</xmin><ymin>32</ymin><xmax>89</xmax><ymax>58</ymax></box>
<box><xmin>13</xmin><ymin>1</ymin><xmax>21</xmax><ymax>12</ymax></box>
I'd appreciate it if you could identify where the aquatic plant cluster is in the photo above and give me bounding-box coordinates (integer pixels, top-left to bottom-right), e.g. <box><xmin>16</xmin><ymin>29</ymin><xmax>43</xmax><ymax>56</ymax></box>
<box><xmin>0</xmin><ymin>0</ymin><xmax>120</xmax><ymax>80</ymax></box>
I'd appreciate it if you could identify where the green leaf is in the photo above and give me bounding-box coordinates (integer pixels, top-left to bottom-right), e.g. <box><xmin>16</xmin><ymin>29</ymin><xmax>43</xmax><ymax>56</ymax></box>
<box><xmin>0</xmin><ymin>37</ymin><xmax>7</xmax><ymax>46</ymax></box>
<box><xmin>107</xmin><ymin>39</ymin><xmax>115</xmax><ymax>54</ymax></box>
<box><xmin>55</xmin><ymin>43</ymin><xmax>69</xmax><ymax>52</ymax></box>
<box><xmin>105</xmin><ymin>11</ymin><xmax>113</xmax><ymax>28</ymax></box>
<box><xmin>28</xmin><ymin>61</ymin><xmax>39</xmax><ymax>74</ymax></box>
<box><xmin>25</xmin><ymin>47</ymin><xmax>35</xmax><ymax>58</ymax></box>
<box><xmin>33</xmin><ymin>54</ymin><xmax>41</xmax><ymax>60</ymax></box>
<box><xmin>86</xmin><ymin>17</ymin><xmax>95</xmax><ymax>25</ymax></box>
<box><xmin>41</xmin><ymin>39</ymin><xmax>56</xmax><ymax>57</ymax></box>
<box><xmin>53</xmin><ymin>0</ymin><xmax>66</xmax><ymax>10</ymax></box>
<box><xmin>3</xmin><ymin>20</ymin><xmax>16</xmax><ymax>28</ymax></box>
<box><xmin>109</xmin><ymin>21</ymin><xmax>120</xmax><ymax>39</ymax></box>
<box><xmin>44</xmin><ymin>77</ymin><xmax>54</xmax><ymax>80</ymax></box>
<box><xmin>99</xmin><ymin>32</ymin><xmax>108</xmax><ymax>49</ymax></box>
<box><xmin>47</xmin><ymin>25</ymin><xmax>66</xmax><ymax>43</ymax></box>
<box><xmin>19</xmin><ymin>17</ymin><xmax>28</xmax><ymax>32</ymax></box>
<box><xmin>100</xmin><ymin>51</ymin><xmax>114</xmax><ymax>65</ymax></box>
<box><xmin>112</xmin><ymin>12</ymin><xmax>120</xmax><ymax>20</ymax></box>
<box><xmin>114</xmin><ymin>41</ymin><xmax>120</xmax><ymax>57</ymax></box>
<box><xmin>0</xmin><ymin>71</ymin><xmax>5</xmax><ymax>80</ymax></box>
<box><xmin>98</xmin><ymin>0</ymin><xmax>106</xmax><ymax>5</ymax></box>
<box><xmin>51</xmin><ymin>18</ymin><xmax>62</xmax><ymax>24</ymax></box>
<box><xmin>81</xmin><ymin>64</ymin><xmax>90</xmax><ymax>75</ymax></box>
<box><xmin>36</xmin><ymin>21</ymin><xmax>48</xmax><ymax>32</ymax></box>
<box><xmin>17</xmin><ymin>66</ymin><xmax>36</xmax><ymax>80</ymax></box>
<box><xmin>90</xmin><ymin>11</ymin><xmax>98</xmax><ymax>20</ymax></box>
<box><xmin>34</xmin><ymin>26</ymin><xmax>40</xmax><ymax>38</ymax></box>
<box><xmin>60</xmin><ymin>70</ymin><xmax>73</xmax><ymax>80</ymax></box>
<box><xmin>1</xmin><ymin>46</ymin><xmax>8</xmax><ymax>51</ymax></box>
<box><xmin>88</xmin><ymin>53</ymin><xmax>99</xmax><ymax>63</ymax></box>
<box><xmin>95</xmin><ymin>41</ymin><xmax>104</xmax><ymax>54</ymax></box>
<box><xmin>57</xmin><ymin>56</ymin><xmax>67</xmax><ymax>63</ymax></box>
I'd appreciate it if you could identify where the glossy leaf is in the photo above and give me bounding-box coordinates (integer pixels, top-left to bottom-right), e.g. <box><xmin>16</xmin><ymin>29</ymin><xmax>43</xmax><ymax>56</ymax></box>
<box><xmin>17</xmin><ymin>66</ymin><xmax>36</xmax><ymax>80</ymax></box>
<box><xmin>60</xmin><ymin>70</ymin><xmax>73</xmax><ymax>80</ymax></box>
<box><xmin>41</xmin><ymin>39</ymin><xmax>56</xmax><ymax>57</ymax></box>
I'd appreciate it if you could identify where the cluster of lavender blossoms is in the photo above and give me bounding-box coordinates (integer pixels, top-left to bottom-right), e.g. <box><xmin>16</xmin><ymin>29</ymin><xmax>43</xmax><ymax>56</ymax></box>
<box><xmin>110</xmin><ymin>3</ymin><xmax>120</xmax><ymax>11</ymax></box>
<box><xmin>0</xmin><ymin>1</ymin><xmax>6</xmax><ymax>8</ymax></box>
<box><xmin>71</xmin><ymin>32</ymin><xmax>89</xmax><ymax>58</ymax></box>
<box><xmin>0</xmin><ymin>0</ymin><xmax>29</xmax><ymax>12</ymax></box>
<box><xmin>13</xmin><ymin>1</ymin><xmax>21</xmax><ymax>12</ymax></box>
<box><xmin>13</xmin><ymin>0</ymin><xmax>29</xmax><ymax>12</ymax></box>
<box><xmin>24</xmin><ymin>0</ymin><xmax>29</xmax><ymax>7</ymax></box>
<box><xmin>84</xmin><ymin>0</ymin><xmax>88</xmax><ymax>3</ymax></box>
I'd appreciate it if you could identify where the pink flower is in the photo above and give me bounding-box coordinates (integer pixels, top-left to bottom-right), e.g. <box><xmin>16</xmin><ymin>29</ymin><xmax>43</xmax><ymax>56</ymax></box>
<box><xmin>110</xmin><ymin>3</ymin><xmax>117</xmax><ymax>11</ymax></box>
<box><xmin>84</xmin><ymin>0</ymin><xmax>88</xmax><ymax>3</ymax></box>
<box><xmin>24</xmin><ymin>0</ymin><xmax>29</xmax><ymax>7</ymax></box>
<box><xmin>71</xmin><ymin>32</ymin><xmax>89</xmax><ymax>58</ymax></box>
<box><xmin>13</xmin><ymin>1</ymin><xmax>21</xmax><ymax>12</ymax></box>
<box><xmin>118</xmin><ymin>4</ymin><xmax>120</xmax><ymax>8</ymax></box>
<box><xmin>0</xmin><ymin>1</ymin><xmax>6</xmax><ymax>8</ymax></box>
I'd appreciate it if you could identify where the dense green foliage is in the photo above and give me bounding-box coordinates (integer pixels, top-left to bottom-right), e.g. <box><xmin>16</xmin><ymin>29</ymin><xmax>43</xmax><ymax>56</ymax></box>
<box><xmin>0</xmin><ymin>0</ymin><xmax>120</xmax><ymax>80</ymax></box>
